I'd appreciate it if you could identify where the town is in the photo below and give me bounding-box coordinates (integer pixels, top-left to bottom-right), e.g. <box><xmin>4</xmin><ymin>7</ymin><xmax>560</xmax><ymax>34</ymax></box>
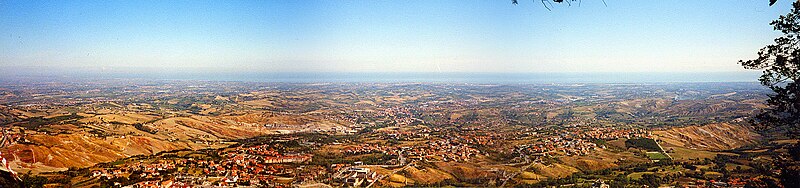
<box><xmin>0</xmin><ymin>80</ymin><xmax>788</xmax><ymax>187</ymax></box>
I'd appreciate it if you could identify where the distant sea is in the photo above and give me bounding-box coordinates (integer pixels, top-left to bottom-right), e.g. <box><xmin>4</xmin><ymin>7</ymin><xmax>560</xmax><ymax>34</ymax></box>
<box><xmin>0</xmin><ymin>67</ymin><xmax>763</xmax><ymax>83</ymax></box>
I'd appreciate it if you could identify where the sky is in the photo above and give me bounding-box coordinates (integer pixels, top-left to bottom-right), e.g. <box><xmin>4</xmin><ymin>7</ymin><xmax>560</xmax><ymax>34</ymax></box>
<box><xmin>0</xmin><ymin>0</ymin><xmax>795</xmax><ymax>73</ymax></box>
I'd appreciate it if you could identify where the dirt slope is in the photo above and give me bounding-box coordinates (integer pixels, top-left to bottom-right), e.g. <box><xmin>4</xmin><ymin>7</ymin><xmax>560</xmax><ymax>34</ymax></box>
<box><xmin>655</xmin><ymin>123</ymin><xmax>760</xmax><ymax>151</ymax></box>
<box><xmin>0</xmin><ymin>112</ymin><xmax>334</xmax><ymax>173</ymax></box>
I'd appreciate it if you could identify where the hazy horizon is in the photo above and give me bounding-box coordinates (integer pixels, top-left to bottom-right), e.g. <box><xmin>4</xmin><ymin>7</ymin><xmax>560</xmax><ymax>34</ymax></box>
<box><xmin>4</xmin><ymin>1</ymin><xmax>800</xmax><ymax>187</ymax></box>
<box><xmin>0</xmin><ymin>66</ymin><xmax>764</xmax><ymax>83</ymax></box>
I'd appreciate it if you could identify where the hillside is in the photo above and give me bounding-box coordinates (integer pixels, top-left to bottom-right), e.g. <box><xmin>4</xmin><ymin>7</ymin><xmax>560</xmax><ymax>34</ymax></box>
<box><xmin>0</xmin><ymin>112</ymin><xmax>345</xmax><ymax>174</ymax></box>
<box><xmin>654</xmin><ymin>123</ymin><xmax>760</xmax><ymax>151</ymax></box>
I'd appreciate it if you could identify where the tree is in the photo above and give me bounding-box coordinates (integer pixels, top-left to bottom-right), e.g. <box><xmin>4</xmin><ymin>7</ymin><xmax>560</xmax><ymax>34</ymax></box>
<box><xmin>514</xmin><ymin>1</ymin><xmax>778</xmax><ymax>11</ymax></box>
<box><xmin>742</xmin><ymin>2</ymin><xmax>800</xmax><ymax>187</ymax></box>
<box><xmin>512</xmin><ymin>0</ymin><xmax>606</xmax><ymax>11</ymax></box>
<box><xmin>740</xmin><ymin>1</ymin><xmax>800</xmax><ymax>135</ymax></box>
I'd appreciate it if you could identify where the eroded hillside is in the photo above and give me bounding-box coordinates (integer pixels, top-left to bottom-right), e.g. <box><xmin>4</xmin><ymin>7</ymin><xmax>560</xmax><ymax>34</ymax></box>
<box><xmin>655</xmin><ymin>123</ymin><xmax>761</xmax><ymax>151</ymax></box>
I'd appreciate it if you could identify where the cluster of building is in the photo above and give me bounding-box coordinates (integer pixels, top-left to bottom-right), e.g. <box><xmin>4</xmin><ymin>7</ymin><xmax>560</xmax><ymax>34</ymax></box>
<box><xmin>378</xmin><ymin>129</ymin><xmax>431</xmax><ymax>141</ymax></box>
<box><xmin>333</xmin><ymin>167</ymin><xmax>378</xmax><ymax>187</ymax></box>
<box><xmin>342</xmin><ymin>135</ymin><xmax>482</xmax><ymax>164</ymax></box>
<box><xmin>416</xmin><ymin>139</ymin><xmax>481</xmax><ymax>162</ymax></box>
<box><xmin>520</xmin><ymin>137</ymin><xmax>598</xmax><ymax>156</ymax></box>
<box><xmin>674</xmin><ymin>177</ymin><xmax>756</xmax><ymax>188</ymax></box>
<box><xmin>91</xmin><ymin>143</ymin><xmax>318</xmax><ymax>187</ymax></box>
<box><xmin>231</xmin><ymin>144</ymin><xmax>313</xmax><ymax>164</ymax></box>
<box><xmin>93</xmin><ymin>160</ymin><xmax>177</xmax><ymax>180</ymax></box>
<box><xmin>343</xmin><ymin>144</ymin><xmax>392</xmax><ymax>155</ymax></box>
<box><xmin>514</xmin><ymin>123</ymin><xmax>654</xmax><ymax>157</ymax></box>
<box><xmin>580</xmin><ymin>127</ymin><xmax>651</xmax><ymax>140</ymax></box>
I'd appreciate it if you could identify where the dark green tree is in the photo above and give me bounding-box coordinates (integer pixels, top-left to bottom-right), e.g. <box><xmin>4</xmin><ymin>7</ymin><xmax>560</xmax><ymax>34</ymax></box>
<box><xmin>741</xmin><ymin>2</ymin><xmax>800</xmax><ymax>187</ymax></box>
<box><xmin>740</xmin><ymin>1</ymin><xmax>800</xmax><ymax>135</ymax></box>
<box><xmin>512</xmin><ymin>0</ymin><xmax>606</xmax><ymax>11</ymax></box>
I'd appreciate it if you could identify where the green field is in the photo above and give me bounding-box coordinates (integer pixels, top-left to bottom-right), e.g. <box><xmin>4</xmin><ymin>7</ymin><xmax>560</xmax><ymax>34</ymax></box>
<box><xmin>646</xmin><ymin>152</ymin><xmax>670</xmax><ymax>160</ymax></box>
<box><xmin>627</xmin><ymin>172</ymin><xmax>655</xmax><ymax>180</ymax></box>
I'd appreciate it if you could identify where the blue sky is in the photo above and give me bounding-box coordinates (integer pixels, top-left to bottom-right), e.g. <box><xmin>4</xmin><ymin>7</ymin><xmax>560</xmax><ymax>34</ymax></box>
<box><xmin>0</xmin><ymin>0</ymin><xmax>794</xmax><ymax>73</ymax></box>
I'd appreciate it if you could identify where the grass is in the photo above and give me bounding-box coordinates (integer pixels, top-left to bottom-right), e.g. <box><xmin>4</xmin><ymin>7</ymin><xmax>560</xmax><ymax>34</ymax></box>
<box><xmin>703</xmin><ymin>172</ymin><xmax>724</xmax><ymax>179</ymax></box>
<box><xmin>109</xmin><ymin>160</ymin><xmax>126</xmax><ymax>166</ymax></box>
<box><xmin>606</xmin><ymin>139</ymin><xmax>628</xmax><ymax>150</ymax></box>
<box><xmin>627</xmin><ymin>172</ymin><xmax>654</xmax><ymax>180</ymax></box>
<box><xmin>665</xmin><ymin>147</ymin><xmax>719</xmax><ymax>160</ymax></box>
<box><xmin>518</xmin><ymin>171</ymin><xmax>545</xmax><ymax>180</ymax></box>
<box><xmin>646</xmin><ymin>152</ymin><xmax>670</xmax><ymax>160</ymax></box>
<box><xmin>725</xmin><ymin>164</ymin><xmax>753</xmax><ymax>171</ymax></box>
<box><xmin>388</xmin><ymin>174</ymin><xmax>412</xmax><ymax>184</ymax></box>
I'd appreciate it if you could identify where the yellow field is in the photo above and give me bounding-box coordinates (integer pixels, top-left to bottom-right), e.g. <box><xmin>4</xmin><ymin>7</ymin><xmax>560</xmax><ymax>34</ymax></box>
<box><xmin>79</xmin><ymin>113</ymin><xmax>157</xmax><ymax>124</ymax></box>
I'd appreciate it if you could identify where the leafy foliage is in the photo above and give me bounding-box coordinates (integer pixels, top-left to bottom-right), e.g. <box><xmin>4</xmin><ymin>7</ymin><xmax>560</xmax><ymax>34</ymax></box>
<box><xmin>512</xmin><ymin>0</ymin><xmax>604</xmax><ymax>11</ymax></box>
<box><xmin>740</xmin><ymin>1</ymin><xmax>800</xmax><ymax>134</ymax></box>
<box><xmin>21</xmin><ymin>113</ymin><xmax>82</xmax><ymax>130</ymax></box>
<box><xmin>625</xmin><ymin>138</ymin><xmax>661</xmax><ymax>152</ymax></box>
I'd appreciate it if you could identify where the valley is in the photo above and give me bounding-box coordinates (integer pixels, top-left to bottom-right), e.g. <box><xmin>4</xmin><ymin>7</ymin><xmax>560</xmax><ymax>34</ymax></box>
<box><xmin>0</xmin><ymin>79</ymin><xmax>789</xmax><ymax>187</ymax></box>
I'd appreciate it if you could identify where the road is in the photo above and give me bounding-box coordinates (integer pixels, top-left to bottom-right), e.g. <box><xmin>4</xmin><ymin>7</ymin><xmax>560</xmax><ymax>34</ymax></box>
<box><xmin>499</xmin><ymin>148</ymin><xmax>532</xmax><ymax>187</ymax></box>
<box><xmin>366</xmin><ymin>160</ymin><xmax>415</xmax><ymax>188</ymax></box>
<box><xmin>653</xmin><ymin>136</ymin><xmax>673</xmax><ymax>160</ymax></box>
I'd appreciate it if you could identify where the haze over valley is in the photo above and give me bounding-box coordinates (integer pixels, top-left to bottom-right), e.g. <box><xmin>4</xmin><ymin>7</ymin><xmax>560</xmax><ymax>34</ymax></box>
<box><xmin>1</xmin><ymin>0</ymin><xmax>799</xmax><ymax>187</ymax></box>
